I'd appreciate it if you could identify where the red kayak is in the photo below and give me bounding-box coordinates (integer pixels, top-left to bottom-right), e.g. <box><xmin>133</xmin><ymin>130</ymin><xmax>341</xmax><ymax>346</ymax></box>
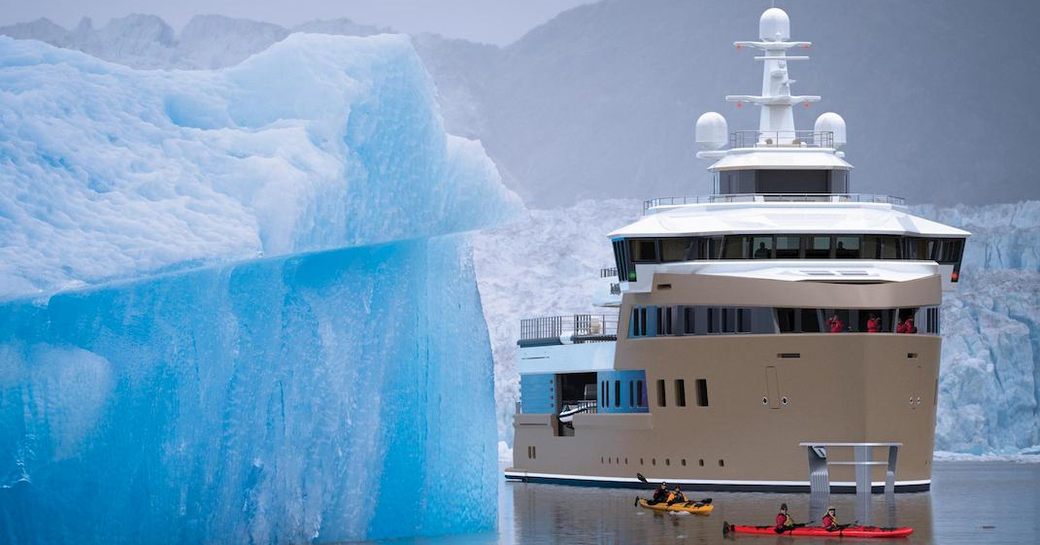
<box><xmin>724</xmin><ymin>522</ymin><xmax>913</xmax><ymax>538</ymax></box>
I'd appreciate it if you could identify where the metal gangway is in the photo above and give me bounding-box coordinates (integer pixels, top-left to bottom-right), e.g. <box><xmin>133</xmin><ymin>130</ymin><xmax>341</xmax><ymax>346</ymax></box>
<box><xmin>800</xmin><ymin>442</ymin><xmax>902</xmax><ymax>527</ymax></box>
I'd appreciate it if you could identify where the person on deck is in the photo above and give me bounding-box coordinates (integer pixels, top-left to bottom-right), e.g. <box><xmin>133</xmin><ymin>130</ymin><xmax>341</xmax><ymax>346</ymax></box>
<box><xmin>828</xmin><ymin>314</ymin><xmax>845</xmax><ymax>333</ymax></box>
<box><xmin>822</xmin><ymin>506</ymin><xmax>840</xmax><ymax>531</ymax></box>
<box><xmin>902</xmin><ymin>316</ymin><xmax>917</xmax><ymax>333</ymax></box>
<box><xmin>754</xmin><ymin>242</ymin><xmax>771</xmax><ymax>259</ymax></box>
<box><xmin>774</xmin><ymin>503</ymin><xmax>802</xmax><ymax>533</ymax></box>
<box><xmin>866</xmin><ymin>313</ymin><xmax>880</xmax><ymax>333</ymax></box>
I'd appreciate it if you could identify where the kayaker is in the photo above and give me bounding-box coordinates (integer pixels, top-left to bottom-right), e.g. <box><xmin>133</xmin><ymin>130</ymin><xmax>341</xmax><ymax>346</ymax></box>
<box><xmin>651</xmin><ymin>482</ymin><xmax>669</xmax><ymax>503</ymax></box>
<box><xmin>668</xmin><ymin>484</ymin><xmax>688</xmax><ymax>505</ymax></box>
<box><xmin>822</xmin><ymin>506</ymin><xmax>839</xmax><ymax>531</ymax></box>
<box><xmin>774</xmin><ymin>503</ymin><xmax>803</xmax><ymax>533</ymax></box>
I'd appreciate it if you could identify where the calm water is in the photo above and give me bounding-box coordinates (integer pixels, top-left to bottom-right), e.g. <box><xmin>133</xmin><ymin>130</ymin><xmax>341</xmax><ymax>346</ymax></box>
<box><xmin>366</xmin><ymin>461</ymin><xmax>1040</xmax><ymax>544</ymax></box>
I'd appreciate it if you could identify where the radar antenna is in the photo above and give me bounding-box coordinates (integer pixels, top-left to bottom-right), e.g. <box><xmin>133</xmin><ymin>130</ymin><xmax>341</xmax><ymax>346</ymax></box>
<box><xmin>726</xmin><ymin>8</ymin><xmax>820</xmax><ymax>144</ymax></box>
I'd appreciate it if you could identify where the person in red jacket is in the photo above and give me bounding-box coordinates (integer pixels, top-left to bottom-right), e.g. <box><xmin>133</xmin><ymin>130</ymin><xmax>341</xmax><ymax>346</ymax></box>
<box><xmin>774</xmin><ymin>503</ymin><xmax>804</xmax><ymax>533</ymax></box>
<box><xmin>822</xmin><ymin>506</ymin><xmax>839</xmax><ymax>531</ymax></box>
<box><xmin>866</xmin><ymin>313</ymin><xmax>880</xmax><ymax>333</ymax></box>
<box><xmin>827</xmin><ymin>314</ymin><xmax>845</xmax><ymax>333</ymax></box>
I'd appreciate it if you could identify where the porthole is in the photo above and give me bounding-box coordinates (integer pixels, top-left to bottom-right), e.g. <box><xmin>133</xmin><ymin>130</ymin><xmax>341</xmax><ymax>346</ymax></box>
<box><xmin>625</xmin><ymin>457</ymin><xmax>629</xmax><ymax>465</ymax></box>
<box><xmin>640</xmin><ymin>458</ymin><xmax>644</xmax><ymax>465</ymax></box>
<box><xmin>652</xmin><ymin>458</ymin><xmax>657</xmax><ymax>466</ymax></box>
<box><xmin>601</xmin><ymin>456</ymin><xmax>604</xmax><ymax>463</ymax></box>
<box><xmin>665</xmin><ymin>458</ymin><xmax>671</xmax><ymax>466</ymax></box>
<box><xmin>781</xmin><ymin>396</ymin><xmax>789</xmax><ymax>405</ymax></box>
<box><xmin>762</xmin><ymin>397</ymin><xmax>769</xmax><ymax>405</ymax></box>
<box><xmin>616</xmin><ymin>457</ymin><xmax>620</xmax><ymax>464</ymax></box>
<box><xmin>718</xmin><ymin>459</ymin><xmax>725</xmax><ymax>467</ymax></box>
<box><xmin>608</xmin><ymin>457</ymin><xmax>612</xmax><ymax>464</ymax></box>
<box><xmin>699</xmin><ymin>459</ymin><xmax>705</xmax><ymax>467</ymax></box>
<box><xmin>681</xmin><ymin>458</ymin><xmax>687</xmax><ymax>466</ymax></box>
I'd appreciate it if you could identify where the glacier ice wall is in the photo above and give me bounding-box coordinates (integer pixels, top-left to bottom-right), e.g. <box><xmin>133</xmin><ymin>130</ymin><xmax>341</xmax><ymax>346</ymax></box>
<box><xmin>0</xmin><ymin>34</ymin><xmax>517</xmax><ymax>544</ymax></box>
<box><xmin>0</xmin><ymin>236</ymin><xmax>497</xmax><ymax>544</ymax></box>
<box><xmin>0</xmin><ymin>34</ymin><xmax>518</xmax><ymax>300</ymax></box>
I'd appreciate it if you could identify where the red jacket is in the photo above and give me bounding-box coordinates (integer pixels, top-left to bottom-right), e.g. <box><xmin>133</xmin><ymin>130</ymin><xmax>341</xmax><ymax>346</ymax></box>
<box><xmin>829</xmin><ymin>319</ymin><xmax>845</xmax><ymax>333</ymax></box>
<box><xmin>866</xmin><ymin>318</ymin><xmax>880</xmax><ymax>333</ymax></box>
<box><xmin>822</xmin><ymin>513</ymin><xmax>838</xmax><ymax>528</ymax></box>
<box><xmin>776</xmin><ymin>513</ymin><xmax>792</xmax><ymax>528</ymax></box>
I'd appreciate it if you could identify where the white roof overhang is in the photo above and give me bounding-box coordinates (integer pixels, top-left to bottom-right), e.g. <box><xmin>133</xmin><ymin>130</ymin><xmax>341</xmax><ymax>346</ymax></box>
<box><xmin>709</xmin><ymin>149</ymin><xmax>853</xmax><ymax>171</ymax></box>
<box><xmin>609</xmin><ymin>202</ymin><xmax>972</xmax><ymax>238</ymax></box>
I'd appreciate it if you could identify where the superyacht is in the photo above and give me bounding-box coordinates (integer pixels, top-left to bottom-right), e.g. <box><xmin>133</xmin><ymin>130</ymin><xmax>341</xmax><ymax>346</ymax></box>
<box><xmin>505</xmin><ymin>7</ymin><xmax>969</xmax><ymax>492</ymax></box>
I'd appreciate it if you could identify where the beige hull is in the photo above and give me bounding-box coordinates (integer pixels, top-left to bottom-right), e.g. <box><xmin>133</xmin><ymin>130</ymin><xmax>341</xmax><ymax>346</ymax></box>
<box><xmin>507</xmin><ymin>274</ymin><xmax>942</xmax><ymax>491</ymax></box>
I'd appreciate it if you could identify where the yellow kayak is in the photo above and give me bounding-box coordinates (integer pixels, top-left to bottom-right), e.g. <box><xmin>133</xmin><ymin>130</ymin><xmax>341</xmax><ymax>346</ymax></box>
<box><xmin>636</xmin><ymin>498</ymin><xmax>714</xmax><ymax>515</ymax></box>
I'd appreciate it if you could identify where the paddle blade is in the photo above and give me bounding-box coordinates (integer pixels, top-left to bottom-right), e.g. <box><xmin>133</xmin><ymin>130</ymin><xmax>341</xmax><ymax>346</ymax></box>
<box><xmin>636</xmin><ymin>473</ymin><xmax>648</xmax><ymax>484</ymax></box>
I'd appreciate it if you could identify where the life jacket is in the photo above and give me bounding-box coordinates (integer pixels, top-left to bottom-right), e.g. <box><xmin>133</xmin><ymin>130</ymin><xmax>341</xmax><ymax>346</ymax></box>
<box><xmin>776</xmin><ymin>512</ymin><xmax>794</xmax><ymax>528</ymax></box>
<box><xmin>823</xmin><ymin>513</ymin><xmax>838</xmax><ymax>528</ymax></box>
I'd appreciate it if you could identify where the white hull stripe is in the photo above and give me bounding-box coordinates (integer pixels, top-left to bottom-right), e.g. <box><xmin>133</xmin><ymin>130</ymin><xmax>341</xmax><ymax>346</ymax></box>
<box><xmin>503</xmin><ymin>470</ymin><xmax>930</xmax><ymax>488</ymax></box>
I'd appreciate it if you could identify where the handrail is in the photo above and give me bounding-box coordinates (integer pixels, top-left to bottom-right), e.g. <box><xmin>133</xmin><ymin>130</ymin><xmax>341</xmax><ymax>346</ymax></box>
<box><xmin>730</xmin><ymin>130</ymin><xmax>834</xmax><ymax>149</ymax></box>
<box><xmin>643</xmin><ymin>193</ymin><xmax>907</xmax><ymax>214</ymax></box>
<box><xmin>519</xmin><ymin>313</ymin><xmax>619</xmax><ymax>341</ymax></box>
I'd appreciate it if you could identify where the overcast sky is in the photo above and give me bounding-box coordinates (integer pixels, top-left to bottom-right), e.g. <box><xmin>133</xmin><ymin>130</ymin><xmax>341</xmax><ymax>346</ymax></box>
<box><xmin>0</xmin><ymin>0</ymin><xmax>597</xmax><ymax>45</ymax></box>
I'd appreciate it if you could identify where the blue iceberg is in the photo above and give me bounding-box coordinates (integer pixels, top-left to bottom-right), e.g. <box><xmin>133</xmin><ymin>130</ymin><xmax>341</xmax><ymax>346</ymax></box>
<box><xmin>0</xmin><ymin>33</ymin><xmax>518</xmax><ymax>543</ymax></box>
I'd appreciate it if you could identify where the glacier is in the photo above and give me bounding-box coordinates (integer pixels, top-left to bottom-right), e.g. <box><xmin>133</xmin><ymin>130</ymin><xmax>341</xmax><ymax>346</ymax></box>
<box><xmin>0</xmin><ymin>33</ymin><xmax>519</xmax><ymax>544</ymax></box>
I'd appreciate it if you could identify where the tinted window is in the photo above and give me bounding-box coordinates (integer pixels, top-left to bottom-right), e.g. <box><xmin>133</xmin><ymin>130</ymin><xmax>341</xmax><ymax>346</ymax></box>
<box><xmin>751</xmin><ymin>236</ymin><xmax>773</xmax><ymax>259</ymax></box>
<box><xmin>835</xmin><ymin>236</ymin><xmax>860</xmax><ymax>259</ymax></box>
<box><xmin>775</xmin><ymin>235</ymin><xmax>801</xmax><ymax>258</ymax></box>
<box><xmin>632</xmin><ymin>239</ymin><xmax>658</xmax><ymax>262</ymax></box>
<box><xmin>806</xmin><ymin>236</ymin><xmax>831</xmax><ymax>258</ymax></box>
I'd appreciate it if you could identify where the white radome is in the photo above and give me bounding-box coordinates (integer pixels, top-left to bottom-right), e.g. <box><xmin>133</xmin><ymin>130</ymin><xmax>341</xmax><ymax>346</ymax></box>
<box><xmin>759</xmin><ymin>8</ymin><xmax>790</xmax><ymax>42</ymax></box>
<box><xmin>814</xmin><ymin>112</ymin><xmax>847</xmax><ymax>149</ymax></box>
<box><xmin>695</xmin><ymin>112</ymin><xmax>729</xmax><ymax>150</ymax></box>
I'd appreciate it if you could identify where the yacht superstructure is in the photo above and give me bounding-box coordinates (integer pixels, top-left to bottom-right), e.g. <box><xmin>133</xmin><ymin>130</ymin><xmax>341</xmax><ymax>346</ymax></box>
<box><xmin>505</xmin><ymin>8</ymin><xmax>969</xmax><ymax>492</ymax></box>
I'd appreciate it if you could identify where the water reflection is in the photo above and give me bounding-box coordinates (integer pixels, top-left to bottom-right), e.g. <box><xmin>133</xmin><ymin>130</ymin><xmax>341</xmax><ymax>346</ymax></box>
<box><xmin>363</xmin><ymin>462</ymin><xmax>1039</xmax><ymax>545</ymax></box>
<box><xmin>507</xmin><ymin>483</ymin><xmax>933</xmax><ymax>545</ymax></box>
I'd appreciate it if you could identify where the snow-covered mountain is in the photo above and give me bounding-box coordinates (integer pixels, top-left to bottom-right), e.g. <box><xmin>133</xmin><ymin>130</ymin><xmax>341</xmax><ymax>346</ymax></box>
<box><xmin>7</xmin><ymin>1</ymin><xmax>1040</xmax><ymax>208</ymax></box>
<box><xmin>473</xmin><ymin>200</ymin><xmax>1040</xmax><ymax>455</ymax></box>
<box><xmin>0</xmin><ymin>14</ymin><xmax>386</xmax><ymax>70</ymax></box>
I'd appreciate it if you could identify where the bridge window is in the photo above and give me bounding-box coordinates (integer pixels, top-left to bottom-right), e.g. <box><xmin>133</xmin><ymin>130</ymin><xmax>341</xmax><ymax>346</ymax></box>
<box><xmin>632</xmin><ymin>239</ymin><xmax>659</xmax><ymax>263</ymax></box>
<box><xmin>751</xmin><ymin>236</ymin><xmax>773</xmax><ymax>259</ymax></box>
<box><xmin>775</xmin><ymin>235</ymin><xmax>801</xmax><ymax>258</ymax></box>
<box><xmin>835</xmin><ymin>236</ymin><xmax>861</xmax><ymax>259</ymax></box>
<box><xmin>806</xmin><ymin>235</ymin><xmax>832</xmax><ymax>259</ymax></box>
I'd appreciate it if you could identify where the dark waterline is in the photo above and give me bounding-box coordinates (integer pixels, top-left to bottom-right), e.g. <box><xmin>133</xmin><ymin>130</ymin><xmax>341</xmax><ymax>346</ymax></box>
<box><xmin>364</xmin><ymin>461</ymin><xmax>1040</xmax><ymax>544</ymax></box>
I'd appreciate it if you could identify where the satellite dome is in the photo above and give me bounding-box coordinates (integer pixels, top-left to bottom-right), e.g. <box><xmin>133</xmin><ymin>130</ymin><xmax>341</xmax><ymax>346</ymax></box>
<box><xmin>759</xmin><ymin>8</ymin><xmax>790</xmax><ymax>41</ymax></box>
<box><xmin>695</xmin><ymin>112</ymin><xmax>729</xmax><ymax>150</ymax></box>
<box><xmin>814</xmin><ymin>112</ymin><xmax>847</xmax><ymax>148</ymax></box>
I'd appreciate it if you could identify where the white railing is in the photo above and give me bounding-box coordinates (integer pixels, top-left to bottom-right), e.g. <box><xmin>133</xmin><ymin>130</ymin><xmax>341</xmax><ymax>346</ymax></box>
<box><xmin>643</xmin><ymin>193</ymin><xmax>906</xmax><ymax>214</ymax></box>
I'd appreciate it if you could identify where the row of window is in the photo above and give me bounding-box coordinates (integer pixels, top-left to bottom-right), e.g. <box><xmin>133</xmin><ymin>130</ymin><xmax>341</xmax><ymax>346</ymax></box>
<box><xmin>612</xmin><ymin>235</ymin><xmax>965</xmax><ymax>282</ymax></box>
<box><xmin>629</xmin><ymin>305</ymin><xmax>940</xmax><ymax>337</ymax></box>
<box><xmin>657</xmin><ymin>378</ymin><xmax>709</xmax><ymax>408</ymax></box>
<box><xmin>598</xmin><ymin>379</ymin><xmax>649</xmax><ymax>409</ymax></box>
<box><xmin>600</xmin><ymin>456</ymin><xmax>725</xmax><ymax>468</ymax></box>
<box><xmin>630</xmin><ymin>306</ymin><xmax>758</xmax><ymax>337</ymax></box>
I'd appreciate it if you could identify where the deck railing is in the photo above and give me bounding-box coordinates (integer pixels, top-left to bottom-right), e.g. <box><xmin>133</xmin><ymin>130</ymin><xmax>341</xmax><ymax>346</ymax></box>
<box><xmin>643</xmin><ymin>193</ymin><xmax>906</xmax><ymax>214</ymax></box>
<box><xmin>729</xmin><ymin>129</ymin><xmax>834</xmax><ymax>149</ymax></box>
<box><xmin>519</xmin><ymin>313</ymin><xmax>618</xmax><ymax>342</ymax></box>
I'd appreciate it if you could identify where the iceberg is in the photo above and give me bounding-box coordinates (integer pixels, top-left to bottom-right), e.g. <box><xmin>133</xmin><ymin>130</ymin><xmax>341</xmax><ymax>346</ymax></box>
<box><xmin>0</xmin><ymin>33</ymin><xmax>519</xmax><ymax>544</ymax></box>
